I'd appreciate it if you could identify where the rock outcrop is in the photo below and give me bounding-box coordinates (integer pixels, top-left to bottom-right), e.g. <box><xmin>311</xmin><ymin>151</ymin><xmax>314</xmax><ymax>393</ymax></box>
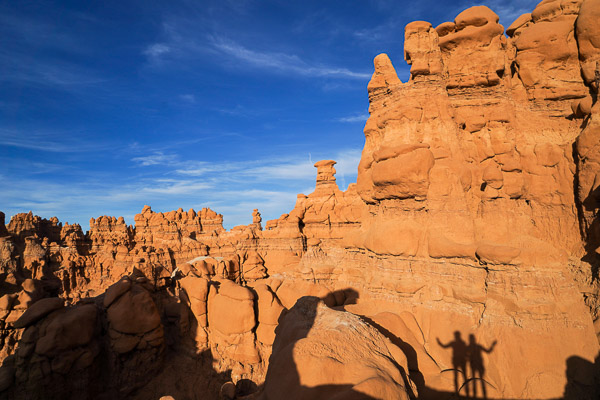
<box><xmin>261</xmin><ymin>296</ymin><xmax>412</xmax><ymax>400</ymax></box>
<box><xmin>0</xmin><ymin>1</ymin><xmax>599</xmax><ymax>399</ymax></box>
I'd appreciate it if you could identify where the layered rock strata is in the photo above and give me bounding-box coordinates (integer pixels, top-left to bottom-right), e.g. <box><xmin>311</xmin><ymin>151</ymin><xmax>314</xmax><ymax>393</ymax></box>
<box><xmin>1</xmin><ymin>1</ymin><xmax>600</xmax><ymax>399</ymax></box>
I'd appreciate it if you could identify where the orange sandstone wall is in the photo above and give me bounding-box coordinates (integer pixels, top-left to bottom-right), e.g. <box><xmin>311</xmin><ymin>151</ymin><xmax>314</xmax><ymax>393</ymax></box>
<box><xmin>0</xmin><ymin>1</ymin><xmax>599</xmax><ymax>399</ymax></box>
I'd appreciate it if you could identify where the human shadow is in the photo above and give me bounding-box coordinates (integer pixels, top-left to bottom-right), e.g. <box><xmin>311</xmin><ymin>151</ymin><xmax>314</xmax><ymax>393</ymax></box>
<box><xmin>466</xmin><ymin>334</ymin><xmax>497</xmax><ymax>399</ymax></box>
<box><xmin>437</xmin><ymin>331</ymin><xmax>496</xmax><ymax>399</ymax></box>
<box><xmin>437</xmin><ymin>331</ymin><xmax>469</xmax><ymax>398</ymax></box>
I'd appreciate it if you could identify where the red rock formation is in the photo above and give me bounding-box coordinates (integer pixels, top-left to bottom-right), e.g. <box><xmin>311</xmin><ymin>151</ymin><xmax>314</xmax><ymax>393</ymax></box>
<box><xmin>575</xmin><ymin>0</ymin><xmax>600</xmax><ymax>258</ymax></box>
<box><xmin>0</xmin><ymin>212</ymin><xmax>9</xmax><ymax>238</ymax></box>
<box><xmin>0</xmin><ymin>1</ymin><xmax>599</xmax><ymax>399</ymax></box>
<box><xmin>261</xmin><ymin>296</ymin><xmax>412</xmax><ymax>399</ymax></box>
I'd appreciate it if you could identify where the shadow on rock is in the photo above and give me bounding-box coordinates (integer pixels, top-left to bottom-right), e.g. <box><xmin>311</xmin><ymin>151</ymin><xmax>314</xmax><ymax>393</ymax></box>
<box><xmin>563</xmin><ymin>353</ymin><xmax>600</xmax><ymax>400</ymax></box>
<box><xmin>0</xmin><ymin>269</ymin><xmax>234</xmax><ymax>400</ymax></box>
<box><xmin>259</xmin><ymin>295</ymin><xmax>413</xmax><ymax>400</ymax></box>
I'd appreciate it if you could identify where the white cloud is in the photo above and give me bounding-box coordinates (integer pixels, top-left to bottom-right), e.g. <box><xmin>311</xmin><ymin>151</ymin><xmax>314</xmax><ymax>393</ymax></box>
<box><xmin>1</xmin><ymin>173</ymin><xmax>296</xmax><ymax>230</ymax></box>
<box><xmin>143</xmin><ymin>43</ymin><xmax>171</xmax><ymax>58</ymax></box>
<box><xmin>334</xmin><ymin>149</ymin><xmax>361</xmax><ymax>176</ymax></box>
<box><xmin>213</xmin><ymin>104</ymin><xmax>251</xmax><ymax>117</ymax></box>
<box><xmin>353</xmin><ymin>24</ymin><xmax>391</xmax><ymax>43</ymax></box>
<box><xmin>241</xmin><ymin>159</ymin><xmax>316</xmax><ymax>180</ymax></box>
<box><xmin>131</xmin><ymin>152</ymin><xmax>179</xmax><ymax>166</ymax></box>
<box><xmin>1</xmin><ymin>147</ymin><xmax>362</xmax><ymax>229</ymax></box>
<box><xmin>175</xmin><ymin>165</ymin><xmax>220</xmax><ymax>177</ymax></box>
<box><xmin>140</xmin><ymin>179</ymin><xmax>213</xmax><ymax>195</ymax></box>
<box><xmin>0</xmin><ymin>55</ymin><xmax>104</xmax><ymax>88</ymax></box>
<box><xmin>0</xmin><ymin>11</ymin><xmax>105</xmax><ymax>89</ymax></box>
<box><xmin>0</xmin><ymin>129</ymin><xmax>107</xmax><ymax>153</ymax></box>
<box><xmin>142</xmin><ymin>23</ymin><xmax>371</xmax><ymax>80</ymax></box>
<box><xmin>179</xmin><ymin>94</ymin><xmax>196</xmax><ymax>103</ymax></box>
<box><xmin>171</xmin><ymin>151</ymin><xmax>359</xmax><ymax>185</ymax></box>
<box><xmin>209</xmin><ymin>36</ymin><xmax>371</xmax><ymax>79</ymax></box>
<box><xmin>336</xmin><ymin>113</ymin><xmax>369</xmax><ymax>123</ymax></box>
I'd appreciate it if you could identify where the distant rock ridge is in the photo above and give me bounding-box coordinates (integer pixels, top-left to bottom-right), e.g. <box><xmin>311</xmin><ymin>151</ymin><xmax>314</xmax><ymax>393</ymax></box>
<box><xmin>0</xmin><ymin>1</ymin><xmax>599</xmax><ymax>399</ymax></box>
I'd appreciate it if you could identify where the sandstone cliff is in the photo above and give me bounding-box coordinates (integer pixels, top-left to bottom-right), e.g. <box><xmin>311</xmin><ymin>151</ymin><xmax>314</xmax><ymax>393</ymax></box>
<box><xmin>0</xmin><ymin>1</ymin><xmax>599</xmax><ymax>399</ymax></box>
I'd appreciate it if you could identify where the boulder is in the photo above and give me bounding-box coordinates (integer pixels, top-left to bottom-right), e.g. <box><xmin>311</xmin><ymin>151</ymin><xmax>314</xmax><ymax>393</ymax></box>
<box><xmin>107</xmin><ymin>285</ymin><xmax>161</xmax><ymax>334</ymax></box>
<box><xmin>13</xmin><ymin>297</ymin><xmax>64</xmax><ymax>329</ymax></box>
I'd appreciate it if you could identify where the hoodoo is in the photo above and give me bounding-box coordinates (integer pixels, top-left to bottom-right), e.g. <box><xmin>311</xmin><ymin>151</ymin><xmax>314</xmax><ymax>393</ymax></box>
<box><xmin>1</xmin><ymin>1</ymin><xmax>599</xmax><ymax>399</ymax></box>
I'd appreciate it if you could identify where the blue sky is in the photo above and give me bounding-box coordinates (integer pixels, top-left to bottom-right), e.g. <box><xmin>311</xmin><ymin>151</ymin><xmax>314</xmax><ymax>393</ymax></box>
<box><xmin>0</xmin><ymin>0</ymin><xmax>536</xmax><ymax>230</ymax></box>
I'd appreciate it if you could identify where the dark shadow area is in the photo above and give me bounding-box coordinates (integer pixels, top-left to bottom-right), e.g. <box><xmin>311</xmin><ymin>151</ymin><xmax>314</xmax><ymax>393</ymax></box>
<box><xmin>262</xmin><ymin>294</ymin><xmax>385</xmax><ymax>399</ymax></box>
<box><xmin>581</xmin><ymin>185</ymin><xmax>600</xmax><ymax>280</ymax></box>
<box><xmin>359</xmin><ymin>314</ymin><xmax>422</xmax><ymax>399</ymax></box>
<box><xmin>572</xmin><ymin>125</ymin><xmax>600</xmax><ymax>281</ymax></box>
<box><xmin>2</xmin><ymin>262</ymin><xmax>600</xmax><ymax>400</ymax></box>
<box><xmin>326</xmin><ymin>287</ymin><xmax>360</xmax><ymax>309</ymax></box>
<box><xmin>128</xmin><ymin>270</ymin><xmax>233</xmax><ymax>400</ymax></box>
<box><xmin>127</xmin><ymin>348</ymin><xmax>233</xmax><ymax>400</ymax></box>
<box><xmin>594</xmin><ymin>62</ymin><xmax>600</xmax><ymax>106</ymax></box>
<box><xmin>563</xmin><ymin>353</ymin><xmax>600</xmax><ymax>400</ymax></box>
<box><xmin>234</xmin><ymin>378</ymin><xmax>258</xmax><ymax>398</ymax></box>
<box><xmin>0</xmin><ymin>269</ymin><xmax>234</xmax><ymax>400</ymax></box>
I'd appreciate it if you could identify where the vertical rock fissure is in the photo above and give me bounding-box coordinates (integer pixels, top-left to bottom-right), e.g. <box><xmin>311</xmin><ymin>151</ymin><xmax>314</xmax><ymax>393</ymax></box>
<box><xmin>479</xmin><ymin>266</ymin><xmax>489</xmax><ymax>326</ymax></box>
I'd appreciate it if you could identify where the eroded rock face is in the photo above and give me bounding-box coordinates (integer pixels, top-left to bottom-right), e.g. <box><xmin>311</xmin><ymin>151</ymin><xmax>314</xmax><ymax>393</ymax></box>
<box><xmin>1</xmin><ymin>1</ymin><xmax>600</xmax><ymax>399</ymax></box>
<box><xmin>261</xmin><ymin>296</ymin><xmax>412</xmax><ymax>400</ymax></box>
<box><xmin>347</xmin><ymin>3</ymin><xmax>599</xmax><ymax>397</ymax></box>
<box><xmin>0</xmin><ymin>212</ymin><xmax>9</xmax><ymax>238</ymax></box>
<box><xmin>0</xmin><ymin>278</ymin><xmax>166</xmax><ymax>400</ymax></box>
<box><xmin>575</xmin><ymin>0</ymin><xmax>600</xmax><ymax>257</ymax></box>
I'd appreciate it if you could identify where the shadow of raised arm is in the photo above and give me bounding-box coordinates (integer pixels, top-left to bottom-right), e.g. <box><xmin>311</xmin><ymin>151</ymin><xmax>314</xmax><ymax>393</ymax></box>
<box><xmin>483</xmin><ymin>340</ymin><xmax>497</xmax><ymax>353</ymax></box>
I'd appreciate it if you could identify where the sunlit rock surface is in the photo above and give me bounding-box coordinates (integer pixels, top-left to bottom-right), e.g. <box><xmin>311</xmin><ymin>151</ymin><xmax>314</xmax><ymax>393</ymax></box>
<box><xmin>1</xmin><ymin>1</ymin><xmax>600</xmax><ymax>399</ymax></box>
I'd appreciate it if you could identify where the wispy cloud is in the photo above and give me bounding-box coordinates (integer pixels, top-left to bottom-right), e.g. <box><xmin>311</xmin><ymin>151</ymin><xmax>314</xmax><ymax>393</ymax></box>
<box><xmin>204</xmin><ymin>188</ymin><xmax>306</xmax><ymax>226</ymax></box>
<box><xmin>141</xmin><ymin>153</ymin><xmax>317</xmax><ymax>181</ymax></box>
<box><xmin>175</xmin><ymin>163</ymin><xmax>227</xmax><ymax>177</ymax></box>
<box><xmin>0</xmin><ymin>10</ymin><xmax>105</xmax><ymax>89</ymax></box>
<box><xmin>140</xmin><ymin>179</ymin><xmax>213</xmax><ymax>195</ymax></box>
<box><xmin>0</xmin><ymin>58</ymin><xmax>104</xmax><ymax>87</ymax></box>
<box><xmin>163</xmin><ymin>149</ymin><xmax>361</xmax><ymax>186</ymax></box>
<box><xmin>131</xmin><ymin>152</ymin><xmax>180</xmax><ymax>166</ymax></box>
<box><xmin>240</xmin><ymin>159</ymin><xmax>316</xmax><ymax>180</ymax></box>
<box><xmin>126</xmin><ymin>135</ymin><xmax>244</xmax><ymax>156</ymax></box>
<box><xmin>0</xmin><ymin>156</ymin><xmax>67</xmax><ymax>176</ymax></box>
<box><xmin>0</xmin><ymin>129</ymin><xmax>107</xmax><ymax>153</ymax></box>
<box><xmin>336</xmin><ymin>113</ymin><xmax>369</xmax><ymax>123</ymax></box>
<box><xmin>141</xmin><ymin>18</ymin><xmax>371</xmax><ymax>81</ymax></box>
<box><xmin>211</xmin><ymin>105</ymin><xmax>246</xmax><ymax>117</ymax></box>
<box><xmin>143</xmin><ymin>43</ymin><xmax>171</xmax><ymax>58</ymax></box>
<box><xmin>353</xmin><ymin>24</ymin><xmax>393</xmax><ymax>43</ymax></box>
<box><xmin>333</xmin><ymin>149</ymin><xmax>361</xmax><ymax>176</ymax></box>
<box><xmin>0</xmin><ymin>9</ymin><xmax>86</xmax><ymax>53</ymax></box>
<box><xmin>179</xmin><ymin>94</ymin><xmax>196</xmax><ymax>103</ymax></box>
<box><xmin>209</xmin><ymin>36</ymin><xmax>371</xmax><ymax>79</ymax></box>
<box><xmin>112</xmin><ymin>147</ymin><xmax>363</xmax><ymax>228</ymax></box>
